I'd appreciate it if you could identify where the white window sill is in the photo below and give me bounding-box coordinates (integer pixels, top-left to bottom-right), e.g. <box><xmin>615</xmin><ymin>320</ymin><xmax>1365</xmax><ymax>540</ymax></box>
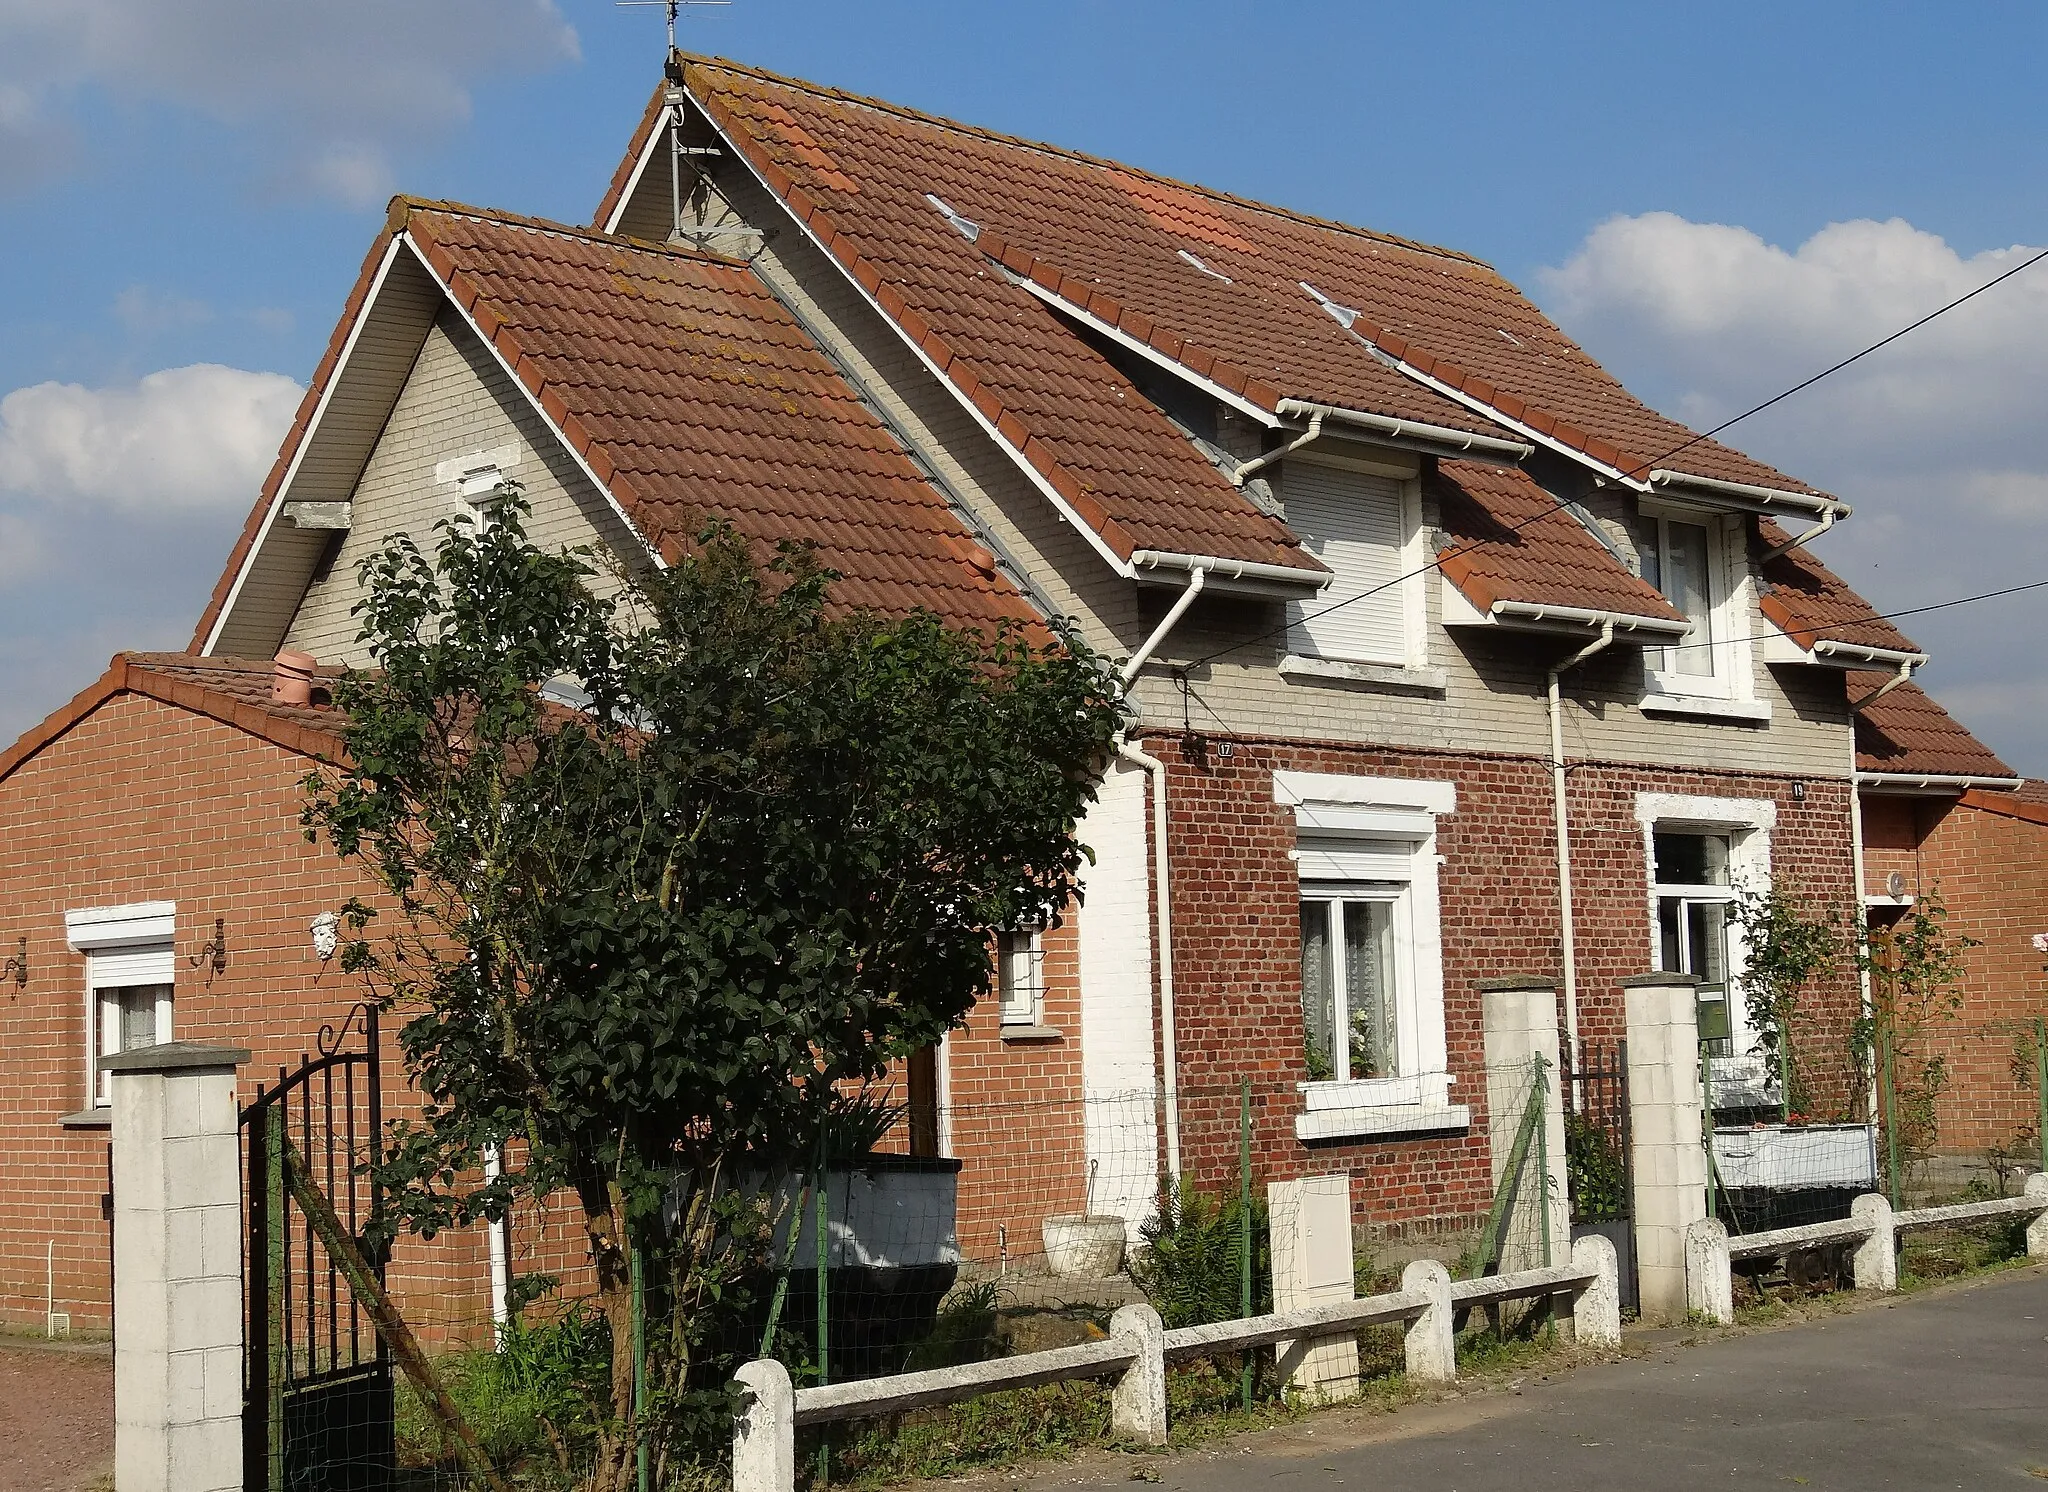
<box><xmin>58</xmin><ymin>1105</ymin><xmax>112</xmax><ymax>1130</ymax></box>
<box><xmin>1640</xmin><ymin>691</ymin><xmax>1772</xmax><ymax>724</ymax></box>
<box><xmin>1294</xmin><ymin>1101</ymin><xmax>1471</xmax><ymax>1142</ymax></box>
<box><xmin>998</xmin><ymin>1024</ymin><xmax>1063</xmax><ymax>1044</ymax></box>
<box><xmin>1281</xmin><ymin>655</ymin><xmax>1446</xmax><ymax>695</ymax></box>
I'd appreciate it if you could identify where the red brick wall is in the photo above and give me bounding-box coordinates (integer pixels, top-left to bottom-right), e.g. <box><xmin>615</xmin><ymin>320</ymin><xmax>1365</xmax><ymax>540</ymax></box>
<box><xmin>1903</xmin><ymin>797</ymin><xmax>2048</xmax><ymax>1157</ymax></box>
<box><xmin>1144</xmin><ymin>732</ymin><xmax>1862</xmax><ymax>1237</ymax></box>
<box><xmin>0</xmin><ymin>693</ymin><xmax>495</xmax><ymax>1341</ymax></box>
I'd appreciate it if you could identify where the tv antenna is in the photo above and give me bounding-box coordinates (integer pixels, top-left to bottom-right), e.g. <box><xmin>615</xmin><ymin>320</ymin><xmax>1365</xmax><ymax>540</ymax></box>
<box><xmin>615</xmin><ymin>0</ymin><xmax>730</xmax><ymax>57</ymax></box>
<box><xmin>614</xmin><ymin>0</ymin><xmax>760</xmax><ymax>249</ymax></box>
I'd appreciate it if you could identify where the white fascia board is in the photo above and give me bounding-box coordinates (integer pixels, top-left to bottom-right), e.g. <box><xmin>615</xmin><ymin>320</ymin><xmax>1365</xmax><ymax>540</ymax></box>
<box><xmin>66</xmin><ymin>901</ymin><xmax>177</xmax><ymax>951</ymax></box>
<box><xmin>1344</xmin><ymin>327</ymin><xmax>1647</xmax><ymax>491</ymax></box>
<box><xmin>202</xmin><ymin>236</ymin><xmax>407</xmax><ymax>655</ymax></box>
<box><xmin>684</xmin><ymin>93</ymin><xmax>1138</xmax><ymax>582</ymax></box>
<box><xmin>601</xmin><ymin>98</ymin><xmax>673</xmax><ymax>235</ymax></box>
<box><xmin>1012</xmin><ymin>278</ymin><xmax>1281</xmax><ymax>429</ymax></box>
<box><xmin>1273</xmin><ymin>769</ymin><xmax>1456</xmax><ymax>817</ymax></box>
<box><xmin>401</xmin><ymin>234</ymin><xmax>663</xmax><ymax>569</ymax></box>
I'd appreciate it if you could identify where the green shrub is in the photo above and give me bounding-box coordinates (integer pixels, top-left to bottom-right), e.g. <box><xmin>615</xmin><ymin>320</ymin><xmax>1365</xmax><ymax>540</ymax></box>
<box><xmin>1130</xmin><ymin>1185</ymin><xmax>1271</xmax><ymax>1330</ymax></box>
<box><xmin>902</xmin><ymin>1280</ymin><xmax>1006</xmax><ymax>1371</ymax></box>
<box><xmin>1564</xmin><ymin>1113</ymin><xmax>1627</xmax><ymax>1223</ymax></box>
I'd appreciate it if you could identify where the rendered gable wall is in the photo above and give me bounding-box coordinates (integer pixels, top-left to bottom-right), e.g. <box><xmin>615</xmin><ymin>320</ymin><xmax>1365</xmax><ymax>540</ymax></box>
<box><xmin>283</xmin><ymin>306</ymin><xmax>647</xmax><ymax>666</ymax></box>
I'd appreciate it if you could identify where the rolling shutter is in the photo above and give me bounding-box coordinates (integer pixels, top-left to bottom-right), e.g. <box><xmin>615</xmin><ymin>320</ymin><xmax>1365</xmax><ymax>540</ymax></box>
<box><xmin>1282</xmin><ymin>463</ymin><xmax>1408</xmax><ymax>665</ymax></box>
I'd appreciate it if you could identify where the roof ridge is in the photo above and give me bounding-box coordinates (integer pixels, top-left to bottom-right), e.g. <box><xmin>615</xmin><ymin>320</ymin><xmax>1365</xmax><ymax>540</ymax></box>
<box><xmin>676</xmin><ymin>52</ymin><xmax>1491</xmax><ymax>272</ymax></box>
<box><xmin>391</xmin><ymin>195</ymin><xmax>753</xmax><ymax>269</ymax></box>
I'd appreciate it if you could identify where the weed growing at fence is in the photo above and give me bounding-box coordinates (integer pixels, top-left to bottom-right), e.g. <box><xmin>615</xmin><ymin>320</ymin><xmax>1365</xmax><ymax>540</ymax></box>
<box><xmin>1129</xmin><ymin>1186</ymin><xmax>1273</xmax><ymax>1329</ymax></box>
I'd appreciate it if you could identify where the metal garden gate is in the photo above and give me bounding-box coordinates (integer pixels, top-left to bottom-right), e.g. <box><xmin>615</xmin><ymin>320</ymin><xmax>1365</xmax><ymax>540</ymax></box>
<box><xmin>1561</xmin><ymin>1037</ymin><xmax>1638</xmax><ymax>1312</ymax></box>
<box><xmin>243</xmin><ymin>1002</ymin><xmax>395</xmax><ymax>1492</ymax></box>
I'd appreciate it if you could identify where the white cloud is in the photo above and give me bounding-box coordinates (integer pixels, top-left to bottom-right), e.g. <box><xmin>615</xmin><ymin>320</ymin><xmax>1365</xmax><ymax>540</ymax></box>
<box><xmin>0</xmin><ymin>0</ymin><xmax>579</xmax><ymax>202</ymax></box>
<box><xmin>0</xmin><ymin>363</ymin><xmax>301</xmax><ymax>514</ymax></box>
<box><xmin>1536</xmin><ymin>213</ymin><xmax>2048</xmax><ymax>775</ymax></box>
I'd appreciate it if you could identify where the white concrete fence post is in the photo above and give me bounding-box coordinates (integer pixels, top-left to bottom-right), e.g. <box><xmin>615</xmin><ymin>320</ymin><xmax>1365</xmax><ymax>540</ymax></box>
<box><xmin>1268</xmin><ymin>1174</ymin><xmax>1359</xmax><ymax>1402</ymax></box>
<box><xmin>1851</xmin><ymin>1192</ymin><xmax>1897</xmax><ymax>1291</ymax></box>
<box><xmin>733</xmin><ymin>1357</ymin><xmax>795</xmax><ymax>1492</ymax></box>
<box><xmin>1684</xmin><ymin>1218</ymin><xmax>1734</xmax><ymax>1326</ymax></box>
<box><xmin>1623</xmin><ymin>973</ymin><xmax>1709</xmax><ymax>1324</ymax></box>
<box><xmin>1570</xmin><ymin>1232</ymin><xmax>1622</xmax><ymax>1348</ymax></box>
<box><xmin>1478</xmin><ymin>978</ymin><xmax>1569</xmax><ymax>1273</ymax></box>
<box><xmin>1108</xmin><ymin>1303</ymin><xmax>1168</xmax><ymax>1446</ymax></box>
<box><xmin>1400</xmin><ymin>1258</ymin><xmax>1456</xmax><ymax>1384</ymax></box>
<box><xmin>2027</xmin><ymin>1173</ymin><xmax>2048</xmax><ymax>1260</ymax></box>
<box><xmin>104</xmin><ymin>1041</ymin><xmax>250</xmax><ymax>1492</ymax></box>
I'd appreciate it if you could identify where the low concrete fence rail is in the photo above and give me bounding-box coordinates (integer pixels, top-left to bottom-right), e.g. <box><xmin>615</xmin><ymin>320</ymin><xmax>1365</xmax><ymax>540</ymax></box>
<box><xmin>733</xmin><ymin>1235</ymin><xmax>1622</xmax><ymax>1491</ymax></box>
<box><xmin>1688</xmin><ymin>1172</ymin><xmax>2048</xmax><ymax>1324</ymax></box>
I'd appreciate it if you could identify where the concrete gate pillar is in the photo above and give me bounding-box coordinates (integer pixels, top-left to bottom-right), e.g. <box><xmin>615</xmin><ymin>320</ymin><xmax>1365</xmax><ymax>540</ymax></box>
<box><xmin>105</xmin><ymin>1041</ymin><xmax>250</xmax><ymax>1492</ymax></box>
<box><xmin>1478</xmin><ymin>978</ymin><xmax>1569</xmax><ymax>1271</ymax></box>
<box><xmin>1621</xmin><ymin>975</ymin><xmax>1708</xmax><ymax>1323</ymax></box>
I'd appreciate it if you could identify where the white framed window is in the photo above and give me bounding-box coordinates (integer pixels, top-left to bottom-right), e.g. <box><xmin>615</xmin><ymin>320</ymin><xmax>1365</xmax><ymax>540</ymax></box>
<box><xmin>1651</xmin><ymin>831</ymin><xmax>1735</xmax><ymax>1054</ymax></box>
<box><xmin>996</xmin><ymin>927</ymin><xmax>1044</xmax><ymax>1027</ymax></box>
<box><xmin>64</xmin><ymin>902</ymin><xmax>176</xmax><ymax>1108</ymax></box>
<box><xmin>1635</xmin><ymin>795</ymin><xmax>1775</xmax><ymax>1089</ymax></box>
<box><xmin>1275</xmin><ymin>772</ymin><xmax>1467</xmax><ymax>1139</ymax></box>
<box><xmin>1281</xmin><ymin>460</ymin><xmax>1425</xmax><ymax>668</ymax></box>
<box><xmin>1637</xmin><ymin>506</ymin><xmax>1750</xmax><ymax>704</ymax></box>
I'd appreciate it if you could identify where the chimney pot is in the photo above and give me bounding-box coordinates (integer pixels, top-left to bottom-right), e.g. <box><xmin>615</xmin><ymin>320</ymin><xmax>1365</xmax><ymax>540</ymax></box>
<box><xmin>272</xmin><ymin>650</ymin><xmax>318</xmax><ymax>707</ymax></box>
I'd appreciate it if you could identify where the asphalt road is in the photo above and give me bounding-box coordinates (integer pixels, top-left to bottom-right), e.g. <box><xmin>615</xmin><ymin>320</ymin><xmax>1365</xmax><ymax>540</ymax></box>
<box><xmin>1071</xmin><ymin>1267</ymin><xmax>2048</xmax><ymax>1492</ymax></box>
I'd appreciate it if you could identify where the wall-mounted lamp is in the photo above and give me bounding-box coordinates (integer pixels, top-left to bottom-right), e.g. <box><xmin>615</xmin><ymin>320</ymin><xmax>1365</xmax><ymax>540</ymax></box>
<box><xmin>310</xmin><ymin>912</ymin><xmax>340</xmax><ymax>962</ymax></box>
<box><xmin>2</xmin><ymin>937</ymin><xmax>24</xmax><ymax>989</ymax></box>
<box><xmin>191</xmin><ymin>917</ymin><xmax>228</xmax><ymax>977</ymax></box>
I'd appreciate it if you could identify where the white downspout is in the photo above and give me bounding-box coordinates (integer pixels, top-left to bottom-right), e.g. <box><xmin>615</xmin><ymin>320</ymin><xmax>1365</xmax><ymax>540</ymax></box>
<box><xmin>1548</xmin><ymin>618</ymin><xmax>1616</xmax><ymax>1053</ymax></box>
<box><xmin>1761</xmin><ymin>503</ymin><xmax>1842</xmax><ymax>560</ymax></box>
<box><xmin>1117</xmin><ymin>737</ymin><xmax>1182</xmax><ymax>1183</ymax></box>
<box><xmin>1110</xmin><ymin>566</ymin><xmax>1205</xmax><ymax>1185</ymax></box>
<box><xmin>483</xmin><ymin>1145</ymin><xmax>510</xmax><ymax>1340</ymax></box>
<box><xmin>1120</xmin><ymin>568</ymin><xmax>1207</xmax><ymax>686</ymax></box>
<box><xmin>1230</xmin><ymin>409</ymin><xmax>1324</xmax><ymax>488</ymax></box>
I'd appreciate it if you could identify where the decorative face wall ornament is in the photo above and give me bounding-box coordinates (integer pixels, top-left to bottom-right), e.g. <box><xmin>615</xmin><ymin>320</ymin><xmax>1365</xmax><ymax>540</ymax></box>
<box><xmin>311</xmin><ymin>911</ymin><xmax>341</xmax><ymax>962</ymax></box>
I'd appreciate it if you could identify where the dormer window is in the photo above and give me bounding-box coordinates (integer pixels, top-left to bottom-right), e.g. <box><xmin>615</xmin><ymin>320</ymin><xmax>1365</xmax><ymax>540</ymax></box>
<box><xmin>1637</xmin><ymin>506</ymin><xmax>1759</xmax><ymax>716</ymax></box>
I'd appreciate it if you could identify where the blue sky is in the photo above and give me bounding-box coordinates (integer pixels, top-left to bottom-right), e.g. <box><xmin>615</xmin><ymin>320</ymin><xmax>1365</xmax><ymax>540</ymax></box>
<box><xmin>3</xmin><ymin>0</ymin><xmax>2046</xmax><ymax>770</ymax></box>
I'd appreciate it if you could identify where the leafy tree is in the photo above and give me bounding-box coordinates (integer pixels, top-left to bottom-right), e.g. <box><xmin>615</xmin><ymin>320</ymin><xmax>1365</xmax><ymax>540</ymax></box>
<box><xmin>304</xmin><ymin>492</ymin><xmax>1125</xmax><ymax>1487</ymax></box>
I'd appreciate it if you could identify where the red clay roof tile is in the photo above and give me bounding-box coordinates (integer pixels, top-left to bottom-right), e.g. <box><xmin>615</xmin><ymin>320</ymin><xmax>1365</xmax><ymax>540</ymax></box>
<box><xmin>1849</xmin><ymin>671</ymin><xmax>2014</xmax><ymax>780</ymax></box>
<box><xmin>1757</xmin><ymin>519</ymin><xmax>1922</xmax><ymax>658</ymax></box>
<box><xmin>1431</xmin><ymin>461</ymin><xmax>1684</xmax><ymax>624</ymax></box>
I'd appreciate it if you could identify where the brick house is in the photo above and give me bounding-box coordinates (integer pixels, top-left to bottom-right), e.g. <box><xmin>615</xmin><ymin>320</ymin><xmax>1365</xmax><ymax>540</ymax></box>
<box><xmin>1853</xmin><ymin>680</ymin><xmax>2042</xmax><ymax>1170</ymax></box>
<box><xmin>0</xmin><ymin>53</ymin><xmax>2022</xmax><ymax>1333</ymax></box>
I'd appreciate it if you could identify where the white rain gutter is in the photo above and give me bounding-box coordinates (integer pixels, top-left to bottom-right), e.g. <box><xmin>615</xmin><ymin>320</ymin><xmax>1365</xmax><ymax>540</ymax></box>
<box><xmin>1487</xmin><ymin>600</ymin><xmax>1691</xmax><ymax>639</ymax></box>
<box><xmin>1855</xmin><ymin>772</ymin><xmax>2024</xmax><ymax>793</ymax></box>
<box><xmin>1118</xmin><ymin>737</ymin><xmax>1183</xmax><ymax>1184</ymax></box>
<box><xmin>1648</xmin><ymin>470</ymin><xmax>1849</xmax><ymax>523</ymax></box>
<box><xmin>1762</xmin><ymin>504</ymin><xmax>1840</xmax><ymax>559</ymax></box>
<box><xmin>1548</xmin><ymin>617</ymin><xmax>1616</xmax><ymax>1052</ymax></box>
<box><xmin>1273</xmin><ymin>398</ymin><xmax>1532</xmax><ymax>466</ymax></box>
<box><xmin>1810</xmin><ymin>639</ymin><xmax>1929</xmax><ymax>670</ymax></box>
<box><xmin>1128</xmin><ymin>548</ymin><xmax>1328</xmax><ymax>591</ymax></box>
<box><xmin>1231</xmin><ymin>410</ymin><xmax>1325</xmax><ymax>488</ymax></box>
<box><xmin>1120</xmin><ymin>567</ymin><xmax>1207</xmax><ymax>686</ymax></box>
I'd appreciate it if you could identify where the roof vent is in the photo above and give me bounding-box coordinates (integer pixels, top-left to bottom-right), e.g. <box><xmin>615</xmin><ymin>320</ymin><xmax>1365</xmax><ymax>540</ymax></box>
<box><xmin>272</xmin><ymin>651</ymin><xmax>318</xmax><ymax>708</ymax></box>
<box><xmin>923</xmin><ymin>193</ymin><xmax>981</xmax><ymax>243</ymax></box>
<box><xmin>1177</xmin><ymin>249</ymin><xmax>1232</xmax><ymax>284</ymax></box>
